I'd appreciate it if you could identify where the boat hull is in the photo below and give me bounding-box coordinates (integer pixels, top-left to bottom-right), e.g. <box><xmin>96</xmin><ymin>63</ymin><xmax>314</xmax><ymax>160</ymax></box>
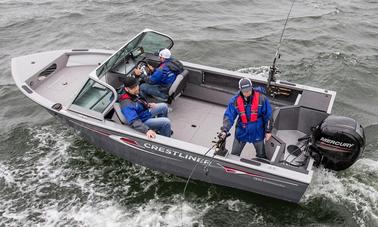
<box><xmin>50</xmin><ymin>110</ymin><xmax>308</xmax><ymax>203</ymax></box>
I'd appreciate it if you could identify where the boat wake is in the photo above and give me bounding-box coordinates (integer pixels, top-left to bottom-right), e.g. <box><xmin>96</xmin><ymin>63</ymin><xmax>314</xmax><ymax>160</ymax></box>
<box><xmin>0</xmin><ymin>125</ymin><xmax>209</xmax><ymax>226</ymax></box>
<box><xmin>237</xmin><ymin>65</ymin><xmax>270</xmax><ymax>79</ymax></box>
<box><xmin>303</xmin><ymin>158</ymin><xmax>378</xmax><ymax>227</ymax></box>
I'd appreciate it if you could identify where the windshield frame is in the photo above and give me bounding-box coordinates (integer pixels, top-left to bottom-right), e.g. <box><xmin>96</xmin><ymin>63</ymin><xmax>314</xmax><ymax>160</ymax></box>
<box><xmin>94</xmin><ymin>29</ymin><xmax>174</xmax><ymax>78</ymax></box>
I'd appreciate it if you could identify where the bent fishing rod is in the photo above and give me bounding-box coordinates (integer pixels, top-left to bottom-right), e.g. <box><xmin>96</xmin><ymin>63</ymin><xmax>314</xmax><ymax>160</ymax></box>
<box><xmin>267</xmin><ymin>0</ymin><xmax>296</xmax><ymax>97</ymax></box>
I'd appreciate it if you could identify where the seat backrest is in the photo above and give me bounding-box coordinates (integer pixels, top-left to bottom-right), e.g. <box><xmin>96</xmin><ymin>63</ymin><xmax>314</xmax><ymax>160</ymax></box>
<box><xmin>113</xmin><ymin>102</ymin><xmax>127</xmax><ymax>124</ymax></box>
<box><xmin>168</xmin><ymin>69</ymin><xmax>189</xmax><ymax>97</ymax></box>
<box><xmin>105</xmin><ymin>72</ymin><xmax>124</xmax><ymax>90</ymax></box>
<box><xmin>273</xmin><ymin>105</ymin><xmax>328</xmax><ymax>134</ymax></box>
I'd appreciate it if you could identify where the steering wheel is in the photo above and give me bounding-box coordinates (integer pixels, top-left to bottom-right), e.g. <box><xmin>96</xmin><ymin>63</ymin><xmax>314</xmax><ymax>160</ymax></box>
<box><xmin>136</xmin><ymin>60</ymin><xmax>152</xmax><ymax>77</ymax></box>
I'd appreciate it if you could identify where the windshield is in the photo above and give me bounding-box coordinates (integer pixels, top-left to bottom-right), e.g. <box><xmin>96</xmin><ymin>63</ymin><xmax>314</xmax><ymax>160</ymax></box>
<box><xmin>96</xmin><ymin>30</ymin><xmax>173</xmax><ymax>78</ymax></box>
<box><xmin>72</xmin><ymin>79</ymin><xmax>114</xmax><ymax>113</ymax></box>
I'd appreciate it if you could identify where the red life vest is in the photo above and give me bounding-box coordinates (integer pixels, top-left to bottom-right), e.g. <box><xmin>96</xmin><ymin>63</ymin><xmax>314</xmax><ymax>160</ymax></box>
<box><xmin>236</xmin><ymin>92</ymin><xmax>260</xmax><ymax>124</ymax></box>
<box><xmin>119</xmin><ymin>93</ymin><xmax>131</xmax><ymax>101</ymax></box>
<box><xmin>119</xmin><ymin>93</ymin><xmax>149</xmax><ymax>108</ymax></box>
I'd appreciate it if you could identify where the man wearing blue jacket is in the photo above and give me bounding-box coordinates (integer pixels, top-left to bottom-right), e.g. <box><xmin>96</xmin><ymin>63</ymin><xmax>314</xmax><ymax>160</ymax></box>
<box><xmin>119</xmin><ymin>76</ymin><xmax>172</xmax><ymax>139</ymax></box>
<box><xmin>220</xmin><ymin>78</ymin><xmax>273</xmax><ymax>159</ymax></box>
<box><xmin>134</xmin><ymin>48</ymin><xmax>180</xmax><ymax>100</ymax></box>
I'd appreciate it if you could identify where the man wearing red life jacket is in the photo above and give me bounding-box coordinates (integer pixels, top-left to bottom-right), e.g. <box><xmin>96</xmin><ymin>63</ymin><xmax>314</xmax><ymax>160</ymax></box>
<box><xmin>220</xmin><ymin>78</ymin><xmax>273</xmax><ymax>159</ymax></box>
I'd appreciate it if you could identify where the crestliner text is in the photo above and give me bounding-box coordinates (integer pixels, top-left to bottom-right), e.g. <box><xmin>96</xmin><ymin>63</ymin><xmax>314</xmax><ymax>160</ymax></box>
<box><xmin>144</xmin><ymin>143</ymin><xmax>211</xmax><ymax>165</ymax></box>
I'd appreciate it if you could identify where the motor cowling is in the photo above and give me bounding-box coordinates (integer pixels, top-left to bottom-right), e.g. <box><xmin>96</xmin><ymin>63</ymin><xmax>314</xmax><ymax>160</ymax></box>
<box><xmin>310</xmin><ymin>115</ymin><xmax>366</xmax><ymax>171</ymax></box>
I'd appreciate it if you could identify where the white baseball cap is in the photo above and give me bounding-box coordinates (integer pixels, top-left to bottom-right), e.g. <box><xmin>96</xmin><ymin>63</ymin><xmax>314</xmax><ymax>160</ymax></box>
<box><xmin>159</xmin><ymin>48</ymin><xmax>171</xmax><ymax>59</ymax></box>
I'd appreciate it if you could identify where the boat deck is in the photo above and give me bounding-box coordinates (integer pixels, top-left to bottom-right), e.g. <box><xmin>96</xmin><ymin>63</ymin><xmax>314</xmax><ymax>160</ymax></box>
<box><xmin>35</xmin><ymin>66</ymin><xmax>93</xmax><ymax>107</ymax></box>
<box><xmin>169</xmin><ymin>96</ymin><xmax>256</xmax><ymax>159</ymax></box>
<box><xmin>169</xmin><ymin>96</ymin><xmax>310</xmax><ymax>165</ymax></box>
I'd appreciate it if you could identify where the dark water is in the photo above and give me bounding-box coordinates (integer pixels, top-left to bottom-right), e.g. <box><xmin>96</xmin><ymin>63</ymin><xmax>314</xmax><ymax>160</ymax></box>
<box><xmin>1</xmin><ymin>0</ymin><xmax>377</xmax><ymax>226</ymax></box>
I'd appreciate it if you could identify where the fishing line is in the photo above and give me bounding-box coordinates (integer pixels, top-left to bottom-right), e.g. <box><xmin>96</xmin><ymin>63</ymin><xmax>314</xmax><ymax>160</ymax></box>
<box><xmin>182</xmin><ymin>144</ymin><xmax>216</xmax><ymax>197</ymax></box>
<box><xmin>180</xmin><ymin>143</ymin><xmax>216</xmax><ymax>226</ymax></box>
<box><xmin>267</xmin><ymin>0</ymin><xmax>296</xmax><ymax>95</ymax></box>
<box><xmin>275</xmin><ymin>0</ymin><xmax>296</xmax><ymax>60</ymax></box>
<box><xmin>203</xmin><ymin>152</ymin><xmax>217</xmax><ymax>175</ymax></box>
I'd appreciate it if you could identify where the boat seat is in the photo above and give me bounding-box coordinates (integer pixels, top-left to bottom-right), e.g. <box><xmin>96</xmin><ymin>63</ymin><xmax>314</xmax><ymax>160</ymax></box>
<box><xmin>168</xmin><ymin>69</ymin><xmax>189</xmax><ymax>98</ymax></box>
<box><xmin>111</xmin><ymin>102</ymin><xmax>127</xmax><ymax>124</ymax></box>
<box><xmin>151</xmin><ymin>69</ymin><xmax>189</xmax><ymax>104</ymax></box>
<box><xmin>105</xmin><ymin>72</ymin><xmax>125</xmax><ymax>90</ymax></box>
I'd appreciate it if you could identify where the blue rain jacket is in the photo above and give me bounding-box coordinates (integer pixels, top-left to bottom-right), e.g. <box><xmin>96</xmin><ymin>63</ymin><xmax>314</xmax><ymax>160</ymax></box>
<box><xmin>149</xmin><ymin>58</ymin><xmax>177</xmax><ymax>86</ymax></box>
<box><xmin>120</xmin><ymin>94</ymin><xmax>152</xmax><ymax>133</ymax></box>
<box><xmin>222</xmin><ymin>91</ymin><xmax>273</xmax><ymax>143</ymax></box>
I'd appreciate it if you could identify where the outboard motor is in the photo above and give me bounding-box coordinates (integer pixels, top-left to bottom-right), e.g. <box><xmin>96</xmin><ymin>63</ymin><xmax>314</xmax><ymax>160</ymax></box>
<box><xmin>310</xmin><ymin>115</ymin><xmax>366</xmax><ymax>171</ymax></box>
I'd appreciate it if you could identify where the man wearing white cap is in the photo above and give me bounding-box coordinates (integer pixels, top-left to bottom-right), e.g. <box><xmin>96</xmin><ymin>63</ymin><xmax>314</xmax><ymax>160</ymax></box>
<box><xmin>220</xmin><ymin>78</ymin><xmax>273</xmax><ymax>159</ymax></box>
<box><xmin>134</xmin><ymin>48</ymin><xmax>182</xmax><ymax>101</ymax></box>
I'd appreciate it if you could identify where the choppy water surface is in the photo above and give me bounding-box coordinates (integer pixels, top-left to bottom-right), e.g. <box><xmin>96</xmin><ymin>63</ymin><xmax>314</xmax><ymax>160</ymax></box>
<box><xmin>0</xmin><ymin>0</ymin><xmax>377</xmax><ymax>226</ymax></box>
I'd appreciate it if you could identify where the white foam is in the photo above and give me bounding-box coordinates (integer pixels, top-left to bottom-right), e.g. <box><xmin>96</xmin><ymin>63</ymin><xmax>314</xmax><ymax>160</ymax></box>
<box><xmin>0</xmin><ymin>125</ymin><xmax>77</xmax><ymax>225</ymax></box>
<box><xmin>1</xmin><ymin>125</ymin><xmax>210</xmax><ymax>226</ymax></box>
<box><xmin>0</xmin><ymin>162</ymin><xmax>15</xmax><ymax>185</ymax></box>
<box><xmin>1</xmin><ymin>208</ymin><xmax>28</xmax><ymax>223</ymax></box>
<box><xmin>64</xmin><ymin>197</ymin><xmax>208</xmax><ymax>227</ymax></box>
<box><xmin>18</xmin><ymin>126</ymin><xmax>76</xmax><ymax>190</ymax></box>
<box><xmin>218</xmin><ymin>199</ymin><xmax>249</xmax><ymax>212</ymax></box>
<box><xmin>1</xmin><ymin>196</ymin><xmax>208</xmax><ymax>227</ymax></box>
<box><xmin>303</xmin><ymin>159</ymin><xmax>378</xmax><ymax>227</ymax></box>
<box><xmin>217</xmin><ymin>199</ymin><xmax>264</xmax><ymax>223</ymax></box>
<box><xmin>350</xmin><ymin>158</ymin><xmax>378</xmax><ymax>176</ymax></box>
<box><xmin>70</xmin><ymin>202</ymin><xmax>128</xmax><ymax>227</ymax></box>
<box><xmin>237</xmin><ymin>66</ymin><xmax>270</xmax><ymax>78</ymax></box>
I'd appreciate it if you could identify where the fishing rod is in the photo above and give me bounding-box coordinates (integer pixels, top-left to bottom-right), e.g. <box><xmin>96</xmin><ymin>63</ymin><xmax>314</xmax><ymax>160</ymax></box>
<box><xmin>267</xmin><ymin>0</ymin><xmax>296</xmax><ymax>97</ymax></box>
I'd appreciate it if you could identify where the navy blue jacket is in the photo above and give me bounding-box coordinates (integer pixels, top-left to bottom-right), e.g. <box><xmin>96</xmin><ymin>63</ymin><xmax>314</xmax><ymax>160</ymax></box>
<box><xmin>222</xmin><ymin>91</ymin><xmax>273</xmax><ymax>143</ymax></box>
<box><xmin>147</xmin><ymin>58</ymin><xmax>177</xmax><ymax>86</ymax></box>
<box><xmin>120</xmin><ymin>93</ymin><xmax>151</xmax><ymax>133</ymax></box>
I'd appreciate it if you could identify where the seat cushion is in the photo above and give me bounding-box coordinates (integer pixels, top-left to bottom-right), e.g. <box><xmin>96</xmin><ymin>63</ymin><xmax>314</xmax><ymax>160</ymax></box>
<box><xmin>168</xmin><ymin>74</ymin><xmax>183</xmax><ymax>96</ymax></box>
<box><xmin>168</xmin><ymin>69</ymin><xmax>189</xmax><ymax>96</ymax></box>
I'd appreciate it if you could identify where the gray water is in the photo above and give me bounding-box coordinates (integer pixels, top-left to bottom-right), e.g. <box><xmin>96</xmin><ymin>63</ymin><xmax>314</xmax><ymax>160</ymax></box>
<box><xmin>1</xmin><ymin>0</ymin><xmax>377</xmax><ymax>226</ymax></box>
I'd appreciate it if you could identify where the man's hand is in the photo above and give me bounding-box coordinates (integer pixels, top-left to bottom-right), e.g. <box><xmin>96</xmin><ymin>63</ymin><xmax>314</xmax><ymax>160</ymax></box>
<box><xmin>265</xmin><ymin>133</ymin><xmax>272</xmax><ymax>141</ymax></box>
<box><xmin>147</xmin><ymin>64</ymin><xmax>154</xmax><ymax>72</ymax></box>
<box><xmin>148</xmin><ymin>103</ymin><xmax>157</xmax><ymax>108</ymax></box>
<box><xmin>134</xmin><ymin>68</ymin><xmax>142</xmax><ymax>77</ymax></box>
<box><xmin>219</xmin><ymin>131</ymin><xmax>227</xmax><ymax>140</ymax></box>
<box><xmin>146</xmin><ymin>130</ymin><xmax>156</xmax><ymax>139</ymax></box>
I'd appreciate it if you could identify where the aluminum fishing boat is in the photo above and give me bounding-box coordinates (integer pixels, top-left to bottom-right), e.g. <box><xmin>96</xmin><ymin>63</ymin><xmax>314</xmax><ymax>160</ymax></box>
<box><xmin>11</xmin><ymin>29</ymin><xmax>365</xmax><ymax>203</ymax></box>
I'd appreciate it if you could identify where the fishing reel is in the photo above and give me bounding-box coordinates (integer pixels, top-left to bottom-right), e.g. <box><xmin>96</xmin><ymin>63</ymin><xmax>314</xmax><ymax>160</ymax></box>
<box><xmin>212</xmin><ymin>131</ymin><xmax>231</xmax><ymax>156</ymax></box>
<box><xmin>268</xmin><ymin>63</ymin><xmax>280</xmax><ymax>83</ymax></box>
